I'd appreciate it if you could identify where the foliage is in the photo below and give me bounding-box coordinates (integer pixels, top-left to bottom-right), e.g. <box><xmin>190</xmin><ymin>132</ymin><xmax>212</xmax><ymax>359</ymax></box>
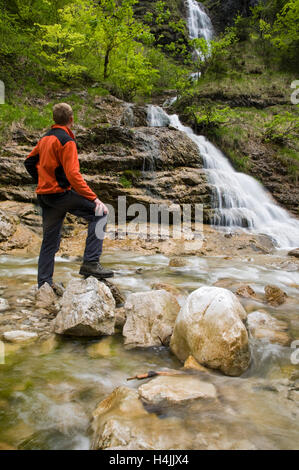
<box><xmin>190</xmin><ymin>27</ymin><xmax>238</xmax><ymax>77</ymax></box>
<box><xmin>141</xmin><ymin>0</ymin><xmax>190</xmax><ymax>60</ymax></box>
<box><xmin>271</xmin><ymin>0</ymin><xmax>299</xmax><ymax>63</ymax></box>
<box><xmin>0</xmin><ymin>0</ymin><xmax>178</xmax><ymax>99</ymax></box>
<box><xmin>187</xmin><ymin>103</ymin><xmax>239</xmax><ymax>132</ymax></box>
<box><xmin>264</xmin><ymin>110</ymin><xmax>299</xmax><ymax>145</ymax></box>
<box><xmin>250</xmin><ymin>0</ymin><xmax>299</xmax><ymax>69</ymax></box>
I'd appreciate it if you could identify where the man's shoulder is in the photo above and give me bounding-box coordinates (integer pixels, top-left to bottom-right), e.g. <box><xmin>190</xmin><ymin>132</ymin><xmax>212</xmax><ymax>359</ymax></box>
<box><xmin>43</xmin><ymin>128</ymin><xmax>75</xmax><ymax>147</ymax></box>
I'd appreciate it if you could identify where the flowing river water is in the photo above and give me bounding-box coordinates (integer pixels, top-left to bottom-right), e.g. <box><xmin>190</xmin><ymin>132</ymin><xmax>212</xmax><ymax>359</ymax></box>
<box><xmin>0</xmin><ymin>251</ymin><xmax>298</xmax><ymax>449</ymax></box>
<box><xmin>0</xmin><ymin>1</ymin><xmax>298</xmax><ymax>451</ymax></box>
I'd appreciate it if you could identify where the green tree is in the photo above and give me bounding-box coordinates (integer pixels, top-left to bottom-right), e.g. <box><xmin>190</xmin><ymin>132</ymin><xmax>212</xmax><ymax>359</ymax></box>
<box><xmin>272</xmin><ymin>0</ymin><xmax>299</xmax><ymax>63</ymax></box>
<box><xmin>93</xmin><ymin>0</ymin><xmax>152</xmax><ymax>80</ymax></box>
<box><xmin>190</xmin><ymin>28</ymin><xmax>237</xmax><ymax>76</ymax></box>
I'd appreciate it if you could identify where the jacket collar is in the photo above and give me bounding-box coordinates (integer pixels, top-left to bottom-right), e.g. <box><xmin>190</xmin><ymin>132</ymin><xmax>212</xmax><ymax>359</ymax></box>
<box><xmin>51</xmin><ymin>124</ymin><xmax>75</xmax><ymax>140</ymax></box>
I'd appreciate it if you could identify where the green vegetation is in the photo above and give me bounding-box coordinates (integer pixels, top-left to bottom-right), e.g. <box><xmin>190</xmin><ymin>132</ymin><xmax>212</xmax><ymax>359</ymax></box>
<box><xmin>0</xmin><ymin>0</ymin><xmax>192</xmax><ymax>102</ymax></box>
<box><xmin>0</xmin><ymin>88</ymin><xmax>108</xmax><ymax>144</ymax></box>
<box><xmin>0</xmin><ymin>0</ymin><xmax>298</xmax><ymax>184</ymax></box>
<box><xmin>119</xmin><ymin>170</ymin><xmax>141</xmax><ymax>187</ymax></box>
<box><xmin>174</xmin><ymin>0</ymin><xmax>299</xmax><ymax>179</ymax></box>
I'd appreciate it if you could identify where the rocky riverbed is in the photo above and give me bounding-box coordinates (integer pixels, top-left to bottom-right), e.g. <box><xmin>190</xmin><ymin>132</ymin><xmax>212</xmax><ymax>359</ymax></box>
<box><xmin>0</xmin><ymin>91</ymin><xmax>298</xmax><ymax>450</ymax></box>
<box><xmin>0</xmin><ymin>214</ymin><xmax>298</xmax><ymax>450</ymax></box>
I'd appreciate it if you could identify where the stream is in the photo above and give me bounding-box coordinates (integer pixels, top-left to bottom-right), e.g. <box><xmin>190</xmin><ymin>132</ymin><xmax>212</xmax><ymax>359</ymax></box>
<box><xmin>0</xmin><ymin>0</ymin><xmax>298</xmax><ymax>452</ymax></box>
<box><xmin>0</xmin><ymin>250</ymin><xmax>298</xmax><ymax>450</ymax></box>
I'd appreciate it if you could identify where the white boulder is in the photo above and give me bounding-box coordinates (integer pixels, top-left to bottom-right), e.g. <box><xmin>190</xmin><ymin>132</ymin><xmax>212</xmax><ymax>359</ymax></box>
<box><xmin>54</xmin><ymin>277</ymin><xmax>115</xmax><ymax>336</ymax></box>
<box><xmin>170</xmin><ymin>286</ymin><xmax>250</xmax><ymax>376</ymax></box>
<box><xmin>123</xmin><ymin>290</ymin><xmax>180</xmax><ymax>348</ymax></box>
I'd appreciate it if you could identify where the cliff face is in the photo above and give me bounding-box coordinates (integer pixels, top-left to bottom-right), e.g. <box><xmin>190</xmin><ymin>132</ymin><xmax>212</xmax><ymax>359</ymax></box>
<box><xmin>200</xmin><ymin>0</ymin><xmax>259</xmax><ymax>33</ymax></box>
<box><xmin>0</xmin><ymin>94</ymin><xmax>211</xmax><ymax>221</ymax></box>
<box><xmin>136</xmin><ymin>1</ymin><xmax>258</xmax><ymax>38</ymax></box>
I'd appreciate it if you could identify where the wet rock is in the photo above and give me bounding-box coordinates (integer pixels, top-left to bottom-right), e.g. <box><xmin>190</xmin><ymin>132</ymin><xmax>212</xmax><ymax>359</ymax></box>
<box><xmin>247</xmin><ymin>310</ymin><xmax>290</xmax><ymax>346</ymax></box>
<box><xmin>91</xmin><ymin>386</ymin><xmax>194</xmax><ymax>450</ymax></box>
<box><xmin>151</xmin><ymin>282</ymin><xmax>184</xmax><ymax>296</ymax></box>
<box><xmin>36</xmin><ymin>283</ymin><xmax>59</xmax><ymax>314</ymax></box>
<box><xmin>0</xmin><ymin>298</ymin><xmax>9</xmax><ymax>312</ymax></box>
<box><xmin>2</xmin><ymin>330</ymin><xmax>38</xmax><ymax>344</ymax></box>
<box><xmin>53</xmin><ymin>277</ymin><xmax>115</xmax><ymax>337</ymax></box>
<box><xmin>169</xmin><ymin>257</ymin><xmax>187</xmax><ymax>267</ymax></box>
<box><xmin>170</xmin><ymin>286</ymin><xmax>250</xmax><ymax>377</ymax></box>
<box><xmin>184</xmin><ymin>355</ymin><xmax>210</xmax><ymax>373</ymax></box>
<box><xmin>138</xmin><ymin>375</ymin><xmax>217</xmax><ymax>406</ymax></box>
<box><xmin>236</xmin><ymin>285</ymin><xmax>257</xmax><ymax>299</ymax></box>
<box><xmin>123</xmin><ymin>290</ymin><xmax>180</xmax><ymax>348</ymax></box>
<box><xmin>265</xmin><ymin>285</ymin><xmax>287</xmax><ymax>306</ymax></box>
<box><xmin>288</xmin><ymin>248</ymin><xmax>299</xmax><ymax>259</ymax></box>
<box><xmin>102</xmin><ymin>280</ymin><xmax>125</xmax><ymax>307</ymax></box>
<box><xmin>115</xmin><ymin>307</ymin><xmax>126</xmax><ymax>329</ymax></box>
<box><xmin>0</xmin><ymin>210</ymin><xmax>16</xmax><ymax>241</ymax></box>
<box><xmin>0</xmin><ymin>224</ymin><xmax>41</xmax><ymax>253</ymax></box>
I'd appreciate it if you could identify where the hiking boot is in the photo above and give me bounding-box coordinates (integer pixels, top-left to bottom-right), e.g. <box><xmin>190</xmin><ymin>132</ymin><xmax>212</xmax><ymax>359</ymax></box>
<box><xmin>79</xmin><ymin>261</ymin><xmax>114</xmax><ymax>280</ymax></box>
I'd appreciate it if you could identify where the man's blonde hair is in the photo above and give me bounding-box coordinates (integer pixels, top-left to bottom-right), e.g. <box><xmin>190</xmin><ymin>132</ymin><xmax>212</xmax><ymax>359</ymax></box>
<box><xmin>53</xmin><ymin>103</ymin><xmax>73</xmax><ymax>126</ymax></box>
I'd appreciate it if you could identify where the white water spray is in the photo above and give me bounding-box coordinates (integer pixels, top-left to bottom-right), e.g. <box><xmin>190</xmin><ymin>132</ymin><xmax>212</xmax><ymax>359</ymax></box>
<box><xmin>146</xmin><ymin>3</ymin><xmax>299</xmax><ymax>248</ymax></box>
<box><xmin>147</xmin><ymin>105</ymin><xmax>299</xmax><ymax>248</ymax></box>
<box><xmin>186</xmin><ymin>0</ymin><xmax>214</xmax><ymax>42</ymax></box>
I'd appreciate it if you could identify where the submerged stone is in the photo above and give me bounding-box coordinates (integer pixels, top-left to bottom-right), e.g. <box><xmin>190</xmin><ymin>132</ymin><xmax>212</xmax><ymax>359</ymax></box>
<box><xmin>2</xmin><ymin>330</ymin><xmax>38</xmax><ymax>344</ymax></box>
<box><xmin>247</xmin><ymin>310</ymin><xmax>290</xmax><ymax>346</ymax></box>
<box><xmin>91</xmin><ymin>386</ymin><xmax>194</xmax><ymax>450</ymax></box>
<box><xmin>264</xmin><ymin>285</ymin><xmax>287</xmax><ymax>307</ymax></box>
<box><xmin>138</xmin><ymin>375</ymin><xmax>217</xmax><ymax>406</ymax></box>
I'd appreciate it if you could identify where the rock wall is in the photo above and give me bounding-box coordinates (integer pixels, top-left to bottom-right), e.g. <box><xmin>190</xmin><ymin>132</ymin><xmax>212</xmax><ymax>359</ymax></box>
<box><xmin>0</xmin><ymin>95</ymin><xmax>212</xmax><ymax>222</ymax></box>
<box><xmin>200</xmin><ymin>0</ymin><xmax>260</xmax><ymax>33</ymax></box>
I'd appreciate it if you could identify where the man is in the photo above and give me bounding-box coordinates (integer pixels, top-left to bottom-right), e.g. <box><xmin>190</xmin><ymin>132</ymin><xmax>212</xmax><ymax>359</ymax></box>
<box><xmin>24</xmin><ymin>102</ymin><xmax>113</xmax><ymax>289</ymax></box>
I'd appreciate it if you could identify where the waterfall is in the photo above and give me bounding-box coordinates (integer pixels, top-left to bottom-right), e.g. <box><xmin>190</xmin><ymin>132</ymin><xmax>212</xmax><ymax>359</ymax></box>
<box><xmin>147</xmin><ymin>105</ymin><xmax>299</xmax><ymax>248</ymax></box>
<box><xmin>186</xmin><ymin>0</ymin><xmax>214</xmax><ymax>42</ymax></box>
<box><xmin>186</xmin><ymin>0</ymin><xmax>214</xmax><ymax>73</ymax></box>
<box><xmin>145</xmin><ymin>3</ymin><xmax>299</xmax><ymax>248</ymax></box>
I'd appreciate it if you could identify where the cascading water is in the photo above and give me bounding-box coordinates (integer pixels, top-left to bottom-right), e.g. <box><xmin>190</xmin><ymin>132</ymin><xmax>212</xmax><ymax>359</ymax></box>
<box><xmin>146</xmin><ymin>1</ymin><xmax>299</xmax><ymax>247</ymax></box>
<box><xmin>147</xmin><ymin>105</ymin><xmax>299</xmax><ymax>248</ymax></box>
<box><xmin>186</xmin><ymin>0</ymin><xmax>214</xmax><ymax>42</ymax></box>
<box><xmin>186</xmin><ymin>0</ymin><xmax>213</xmax><ymax>67</ymax></box>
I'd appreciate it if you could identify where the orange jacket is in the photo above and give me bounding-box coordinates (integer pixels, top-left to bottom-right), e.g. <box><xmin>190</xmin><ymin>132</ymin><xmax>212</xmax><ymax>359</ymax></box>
<box><xmin>24</xmin><ymin>125</ymin><xmax>97</xmax><ymax>201</ymax></box>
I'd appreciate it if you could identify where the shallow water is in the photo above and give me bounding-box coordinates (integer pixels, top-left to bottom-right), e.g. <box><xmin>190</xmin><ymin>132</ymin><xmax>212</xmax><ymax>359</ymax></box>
<box><xmin>0</xmin><ymin>251</ymin><xmax>298</xmax><ymax>450</ymax></box>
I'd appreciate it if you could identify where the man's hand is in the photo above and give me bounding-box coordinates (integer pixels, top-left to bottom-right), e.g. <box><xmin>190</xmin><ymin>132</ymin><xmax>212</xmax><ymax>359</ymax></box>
<box><xmin>94</xmin><ymin>198</ymin><xmax>109</xmax><ymax>216</ymax></box>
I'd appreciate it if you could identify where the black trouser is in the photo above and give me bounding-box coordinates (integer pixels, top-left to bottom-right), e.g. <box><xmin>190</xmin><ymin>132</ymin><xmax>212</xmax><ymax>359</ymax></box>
<box><xmin>37</xmin><ymin>190</ymin><xmax>106</xmax><ymax>288</ymax></box>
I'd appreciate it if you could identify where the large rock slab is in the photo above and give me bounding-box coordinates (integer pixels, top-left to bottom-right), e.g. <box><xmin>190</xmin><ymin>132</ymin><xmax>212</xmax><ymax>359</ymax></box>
<box><xmin>53</xmin><ymin>277</ymin><xmax>115</xmax><ymax>336</ymax></box>
<box><xmin>123</xmin><ymin>290</ymin><xmax>180</xmax><ymax>348</ymax></box>
<box><xmin>138</xmin><ymin>375</ymin><xmax>217</xmax><ymax>406</ymax></box>
<box><xmin>91</xmin><ymin>387</ymin><xmax>194</xmax><ymax>450</ymax></box>
<box><xmin>170</xmin><ymin>286</ymin><xmax>250</xmax><ymax>377</ymax></box>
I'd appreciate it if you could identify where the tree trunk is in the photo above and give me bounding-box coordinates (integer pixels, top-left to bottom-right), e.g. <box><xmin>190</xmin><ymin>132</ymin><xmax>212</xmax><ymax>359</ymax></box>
<box><xmin>104</xmin><ymin>48</ymin><xmax>111</xmax><ymax>79</ymax></box>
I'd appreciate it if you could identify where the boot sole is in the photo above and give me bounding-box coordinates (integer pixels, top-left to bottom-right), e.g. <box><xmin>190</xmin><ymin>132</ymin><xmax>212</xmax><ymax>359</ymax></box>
<box><xmin>79</xmin><ymin>270</ymin><xmax>114</xmax><ymax>280</ymax></box>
